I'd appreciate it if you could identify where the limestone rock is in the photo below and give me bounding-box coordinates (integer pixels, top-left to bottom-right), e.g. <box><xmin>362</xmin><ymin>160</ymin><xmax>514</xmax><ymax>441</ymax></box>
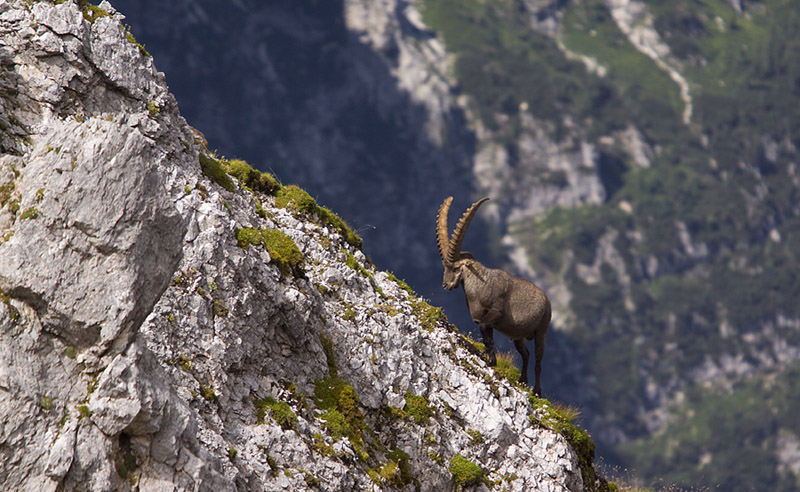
<box><xmin>0</xmin><ymin>1</ymin><xmax>600</xmax><ymax>491</ymax></box>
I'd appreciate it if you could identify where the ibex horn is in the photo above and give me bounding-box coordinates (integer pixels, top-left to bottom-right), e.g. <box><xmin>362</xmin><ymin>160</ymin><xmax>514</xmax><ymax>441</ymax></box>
<box><xmin>436</xmin><ymin>197</ymin><xmax>454</xmax><ymax>265</ymax></box>
<box><xmin>447</xmin><ymin>197</ymin><xmax>490</xmax><ymax>265</ymax></box>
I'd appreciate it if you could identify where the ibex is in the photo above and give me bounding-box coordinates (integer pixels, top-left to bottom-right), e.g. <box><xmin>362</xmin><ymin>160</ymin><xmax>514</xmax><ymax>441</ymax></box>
<box><xmin>436</xmin><ymin>196</ymin><xmax>551</xmax><ymax>396</ymax></box>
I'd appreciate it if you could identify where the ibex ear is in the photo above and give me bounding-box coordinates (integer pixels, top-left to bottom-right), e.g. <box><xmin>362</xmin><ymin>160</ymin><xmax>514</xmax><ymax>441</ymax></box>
<box><xmin>459</xmin><ymin>252</ymin><xmax>475</xmax><ymax>261</ymax></box>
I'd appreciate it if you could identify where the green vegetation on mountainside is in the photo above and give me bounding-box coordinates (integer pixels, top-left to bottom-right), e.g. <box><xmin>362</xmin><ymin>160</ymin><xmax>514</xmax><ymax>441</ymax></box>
<box><xmin>423</xmin><ymin>0</ymin><xmax>800</xmax><ymax>488</ymax></box>
<box><xmin>619</xmin><ymin>360</ymin><xmax>800</xmax><ymax>492</ymax></box>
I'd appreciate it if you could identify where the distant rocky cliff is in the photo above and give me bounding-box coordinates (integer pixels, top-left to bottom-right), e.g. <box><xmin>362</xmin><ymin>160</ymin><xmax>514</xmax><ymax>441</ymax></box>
<box><xmin>0</xmin><ymin>1</ymin><xmax>609</xmax><ymax>491</ymax></box>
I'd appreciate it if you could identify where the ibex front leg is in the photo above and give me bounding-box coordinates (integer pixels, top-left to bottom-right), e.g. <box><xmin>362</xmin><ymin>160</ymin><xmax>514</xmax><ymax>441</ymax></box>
<box><xmin>513</xmin><ymin>339</ymin><xmax>530</xmax><ymax>386</ymax></box>
<box><xmin>479</xmin><ymin>324</ymin><xmax>497</xmax><ymax>366</ymax></box>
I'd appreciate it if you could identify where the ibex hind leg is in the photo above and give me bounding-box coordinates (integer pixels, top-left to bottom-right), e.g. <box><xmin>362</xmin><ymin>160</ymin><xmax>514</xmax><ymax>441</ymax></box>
<box><xmin>532</xmin><ymin>331</ymin><xmax>546</xmax><ymax>397</ymax></box>
<box><xmin>513</xmin><ymin>339</ymin><xmax>530</xmax><ymax>386</ymax></box>
<box><xmin>479</xmin><ymin>324</ymin><xmax>497</xmax><ymax>366</ymax></box>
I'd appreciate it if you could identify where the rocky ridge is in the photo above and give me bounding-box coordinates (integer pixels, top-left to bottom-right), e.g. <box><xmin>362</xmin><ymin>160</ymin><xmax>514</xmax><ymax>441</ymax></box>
<box><xmin>0</xmin><ymin>1</ymin><xmax>607</xmax><ymax>491</ymax></box>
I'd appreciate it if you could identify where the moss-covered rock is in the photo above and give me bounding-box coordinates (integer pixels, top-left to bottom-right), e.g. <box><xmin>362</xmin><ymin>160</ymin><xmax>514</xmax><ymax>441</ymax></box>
<box><xmin>225</xmin><ymin>158</ymin><xmax>280</xmax><ymax>195</ymax></box>
<box><xmin>255</xmin><ymin>397</ymin><xmax>298</xmax><ymax>430</ymax></box>
<box><xmin>403</xmin><ymin>391</ymin><xmax>434</xmax><ymax>425</ymax></box>
<box><xmin>235</xmin><ymin>227</ymin><xmax>304</xmax><ymax>277</ymax></box>
<box><xmin>199</xmin><ymin>153</ymin><xmax>235</xmax><ymax>192</ymax></box>
<box><xmin>275</xmin><ymin>185</ymin><xmax>362</xmax><ymax>249</ymax></box>
<box><xmin>449</xmin><ymin>454</ymin><xmax>485</xmax><ymax>486</ymax></box>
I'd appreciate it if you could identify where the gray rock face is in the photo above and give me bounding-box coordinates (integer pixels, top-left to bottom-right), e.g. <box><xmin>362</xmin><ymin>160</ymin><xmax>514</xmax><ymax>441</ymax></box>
<box><xmin>0</xmin><ymin>1</ymin><xmax>596</xmax><ymax>491</ymax></box>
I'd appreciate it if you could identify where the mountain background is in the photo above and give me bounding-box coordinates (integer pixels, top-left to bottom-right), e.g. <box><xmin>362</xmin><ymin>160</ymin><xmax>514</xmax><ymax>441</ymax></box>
<box><xmin>109</xmin><ymin>0</ymin><xmax>800</xmax><ymax>490</ymax></box>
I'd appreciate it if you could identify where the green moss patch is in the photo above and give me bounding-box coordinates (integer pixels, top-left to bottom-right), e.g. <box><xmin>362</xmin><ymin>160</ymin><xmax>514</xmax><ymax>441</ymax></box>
<box><xmin>343</xmin><ymin>250</ymin><xmax>385</xmax><ymax>298</ymax></box>
<box><xmin>381</xmin><ymin>448</ymin><xmax>415</xmax><ymax>487</ymax></box>
<box><xmin>19</xmin><ymin>207</ymin><xmax>38</xmax><ymax>220</ymax></box>
<box><xmin>313</xmin><ymin>337</ymin><xmax>370</xmax><ymax>459</ymax></box>
<box><xmin>403</xmin><ymin>391</ymin><xmax>435</xmax><ymax>425</ymax></box>
<box><xmin>40</xmin><ymin>396</ymin><xmax>53</xmax><ymax>411</ymax></box>
<box><xmin>235</xmin><ymin>227</ymin><xmax>304</xmax><ymax>277</ymax></box>
<box><xmin>449</xmin><ymin>454</ymin><xmax>485</xmax><ymax>486</ymax></box>
<box><xmin>78</xmin><ymin>0</ymin><xmax>110</xmax><ymax>23</ymax></box>
<box><xmin>255</xmin><ymin>397</ymin><xmax>298</xmax><ymax>430</ymax></box>
<box><xmin>200</xmin><ymin>385</ymin><xmax>218</xmax><ymax>402</ymax></box>
<box><xmin>77</xmin><ymin>404</ymin><xmax>92</xmax><ymax>419</ymax></box>
<box><xmin>224</xmin><ymin>159</ymin><xmax>280</xmax><ymax>195</ymax></box>
<box><xmin>387</xmin><ymin>272</ymin><xmax>414</xmax><ymax>295</ymax></box>
<box><xmin>411</xmin><ymin>299</ymin><xmax>448</xmax><ymax>333</ymax></box>
<box><xmin>319</xmin><ymin>333</ymin><xmax>337</xmax><ymax>377</ymax></box>
<box><xmin>275</xmin><ymin>185</ymin><xmax>362</xmax><ymax>249</ymax></box>
<box><xmin>319</xmin><ymin>409</ymin><xmax>351</xmax><ymax>440</ymax></box>
<box><xmin>199</xmin><ymin>153</ymin><xmax>236</xmax><ymax>192</ymax></box>
<box><xmin>275</xmin><ymin>185</ymin><xmax>316</xmax><ymax>214</ymax></box>
<box><xmin>529</xmin><ymin>395</ymin><xmax>610</xmax><ymax>490</ymax></box>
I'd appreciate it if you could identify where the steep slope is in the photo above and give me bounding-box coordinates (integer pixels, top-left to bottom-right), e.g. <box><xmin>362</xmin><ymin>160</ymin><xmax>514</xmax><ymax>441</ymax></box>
<box><xmin>107</xmin><ymin>0</ymin><xmax>800</xmax><ymax>490</ymax></box>
<box><xmin>0</xmin><ymin>1</ymin><xmax>610</xmax><ymax>491</ymax></box>
<box><xmin>107</xmin><ymin>0</ymin><xmax>484</xmax><ymax>334</ymax></box>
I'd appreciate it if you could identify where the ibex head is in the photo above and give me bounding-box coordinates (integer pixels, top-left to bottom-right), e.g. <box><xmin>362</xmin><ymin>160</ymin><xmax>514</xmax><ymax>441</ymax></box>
<box><xmin>436</xmin><ymin>196</ymin><xmax>490</xmax><ymax>290</ymax></box>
